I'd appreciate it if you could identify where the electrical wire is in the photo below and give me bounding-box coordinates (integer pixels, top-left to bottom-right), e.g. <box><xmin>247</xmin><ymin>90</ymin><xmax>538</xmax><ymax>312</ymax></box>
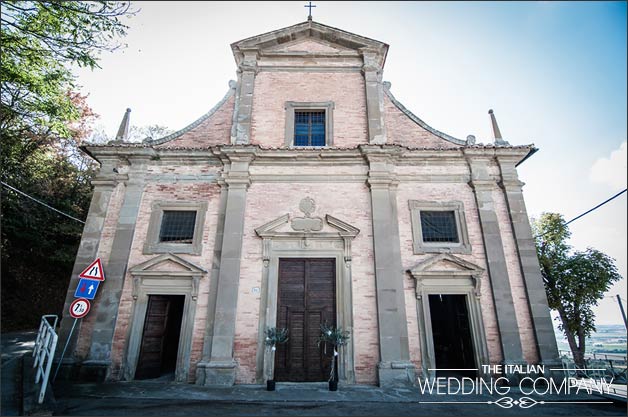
<box><xmin>1</xmin><ymin>180</ymin><xmax>85</xmax><ymax>224</ymax></box>
<box><xmin>565</xmin><ymin>189</ymin><xmax>627</xmax><ymax>226</ymax></box>
<box><xmin>535</xmin><ymin>188</ymin><xmax>627</xmax><ymax>238</ymax></box>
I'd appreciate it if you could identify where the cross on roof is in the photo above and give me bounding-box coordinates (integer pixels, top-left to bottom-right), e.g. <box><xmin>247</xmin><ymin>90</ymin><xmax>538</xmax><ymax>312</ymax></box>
<box><xmin>304</xmin><ymin>1</ymin><xmax>316</xmax><ymax>20</ymax></box>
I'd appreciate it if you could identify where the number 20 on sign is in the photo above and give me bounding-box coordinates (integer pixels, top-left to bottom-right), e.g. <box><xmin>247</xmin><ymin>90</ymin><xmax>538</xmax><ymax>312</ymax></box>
<box><xmin>69</xmin><ymin>298</ymin><xmax>90</xmax><ymax>319</ymax></box>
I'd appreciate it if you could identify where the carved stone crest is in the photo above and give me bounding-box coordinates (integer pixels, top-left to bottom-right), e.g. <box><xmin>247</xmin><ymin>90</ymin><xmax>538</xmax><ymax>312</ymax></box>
<box><xmin>291</xmin><ymin>197</ymin><xmax>323</xmax><ymax>232</ymax></box>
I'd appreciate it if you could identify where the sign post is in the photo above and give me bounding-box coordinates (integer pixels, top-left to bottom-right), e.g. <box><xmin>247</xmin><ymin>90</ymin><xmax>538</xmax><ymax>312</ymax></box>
<box><xmin>53</xmin><ymin>298</ymin><xmax>91</xmax><ymax>381</ymax></box>
<box><xmin>54</xmin><ymin>257</ymin><xmax>105</xmax><ymax>381</ymax></box>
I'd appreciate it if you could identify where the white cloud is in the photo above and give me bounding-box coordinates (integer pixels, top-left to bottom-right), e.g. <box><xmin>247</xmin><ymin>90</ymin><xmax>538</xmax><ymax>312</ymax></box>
<box><xmin>589</xmin><ymin>141</ymin><xmax>627</xmax><ymax>189</ymax></box>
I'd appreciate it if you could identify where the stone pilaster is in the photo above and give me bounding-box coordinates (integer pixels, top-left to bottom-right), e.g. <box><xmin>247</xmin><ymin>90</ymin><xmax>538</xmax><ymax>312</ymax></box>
<box><xmin>231</xmin><ymin>48</ymin><xmax>258</xmax><ymax>145</ymax></box>
<box><xmin>197</xmin><ymin>148</ymin><xmax>255</xmax><ymax>386</ymax></box>
<box><xmin>80</xmin><ymin>155</ymin><xmax>149</xmax><ymax>381</ymax></box>
<box><xmin>55</xmin><ymin>158</ymin><xmax>121</xmax><ymax>378</ymax></box>
<box><xmin>196</xmin><ymin>175</ymin><xmax>228</xmax><ymax>385</ymax></box>
<box><xmin>363</xmin><ymin>148</ymin><xmax>415</xmax><ymax>386</ymax></box>
<box><xmin>361</xmin><ymin>48</ymin><xmax>387</xmax><ymax>144</ymax></box>
<box><xmin>466</xmin><ymin>156</ymin><xmax>525</xmax><ymax>378</ymax></box>
<box><xmin>497</xmin><ymin>157</ymin><xmax>561</xmax><ymax>371</ymax></box>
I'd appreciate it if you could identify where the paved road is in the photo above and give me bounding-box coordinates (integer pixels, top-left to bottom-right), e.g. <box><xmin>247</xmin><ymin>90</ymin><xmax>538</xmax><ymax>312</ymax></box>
<box><xmin>3</xmin><ymin>330</ymin><xmax>625</xmax><ymax>416</ymax></box>
<box><xmin>52</xmin><ymin>380</ymin><xmax>626</xmax><ymax>416</ymax></box>
<box><xmin>1</xmin><ymin>330</ymin><xmax>37</xmax><ymax>416</ymax></box>
<box><xmin>54</xmin><ymin>397</ymin><xmax>626</xmax><ymax>416</ymax></box>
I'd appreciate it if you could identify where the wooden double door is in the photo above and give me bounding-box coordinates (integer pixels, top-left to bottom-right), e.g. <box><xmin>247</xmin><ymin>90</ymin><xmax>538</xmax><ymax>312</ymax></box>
<box><xmin>274</xmin><ymin>258</ymin><xmax>336</xmax><ymax>382</ymax></box>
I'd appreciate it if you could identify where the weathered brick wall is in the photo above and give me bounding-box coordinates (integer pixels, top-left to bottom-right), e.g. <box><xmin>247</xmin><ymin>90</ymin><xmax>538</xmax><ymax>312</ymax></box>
<box><xmin>251</xmin><ymin>72</ymin><xmax>368</xmax><ymax>148</ymax></box>
<box><xmin>395</xmin><ymin>179</ymin><xmax>505</xmax><ymax>366</ymax></box>
<box><xmin>234</xmin><ymin>178</ymin><xmax>379</xmax><ymax>385</ymax></box>
<box><xmin>107</xmin><ymin>164</ymin><xmax>223</xmax><ymax>381</ymax></box>
<box><xmin>155</xmin><ymin>94</ymin><xmax>234</xmax><ymax>148</ymax></box>
<box><xmin>384</xmin><ymin>94</ymin><xmax>460</xmax><ymax>149</ymax></box>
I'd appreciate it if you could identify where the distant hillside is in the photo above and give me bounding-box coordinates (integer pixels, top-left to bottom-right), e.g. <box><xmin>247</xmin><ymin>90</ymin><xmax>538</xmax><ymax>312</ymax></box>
<box><xmin>556</xmin><ymin>324</ymin><xmax>627</xmax><ymax>356</ymax></box>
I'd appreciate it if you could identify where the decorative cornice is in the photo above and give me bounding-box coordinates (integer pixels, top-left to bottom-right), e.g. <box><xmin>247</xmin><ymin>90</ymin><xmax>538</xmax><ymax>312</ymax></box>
<box><xmin>80</xmin><ymin>143</ymin><xmax>537</xmax><ymax>175</ymax></box>
<box><xmin>325</xmin><ymin>214</ymin><xmax>360</xmax><ymax>237</ymax></box>
<box><xmin>129</xmin><ymin>253</ymin><xmax>208</xmax><ymax>275</ymax></box>
<box><xmin>231</xmin><ymin>19</ymin><xmax>388</xmax><ymax>70</ymax></box>
<box><xmin>408</xmin><ymin>253</ymin><xmax>484</xmax><ymax>298</ymax></box>
<box><xmin>254</xmin><ymin>210</ymin><xmax>359</xmax><ymax>240</ymax></box>
<box><xmin>409</xmin><ymin>253</ymin><xmax>484</xmax><ymax>274</ymax></box>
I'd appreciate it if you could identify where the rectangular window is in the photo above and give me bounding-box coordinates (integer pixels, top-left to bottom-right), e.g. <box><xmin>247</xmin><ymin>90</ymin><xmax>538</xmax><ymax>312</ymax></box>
<box><xmin>294</xmin><ymin>110</ymin><xmax>326</xmax><ymax>146</ymax></box>
<box><xmin>159</xmin><ymin>211</ymin><xmax>197</xmax><ymax>243</ymax></box>
<box><xmin>409</xmin><ymin>200</ymin><xmax>471</xmax><ymax>254</ymax></box>
<box><xmin>420</xmin><ymin>211</ymin><xmax>459</xmax><ymax>243</ymax></box>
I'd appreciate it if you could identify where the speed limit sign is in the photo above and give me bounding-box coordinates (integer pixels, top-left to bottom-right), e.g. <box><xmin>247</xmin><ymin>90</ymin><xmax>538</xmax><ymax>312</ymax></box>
<box><xmin>69</xmin><ymin>298</ymin><xmax>91</xmax><ymax>319</ymax></box>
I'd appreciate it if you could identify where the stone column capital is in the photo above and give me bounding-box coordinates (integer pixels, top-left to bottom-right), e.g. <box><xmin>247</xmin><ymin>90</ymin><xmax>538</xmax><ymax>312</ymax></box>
<box><xmin>91</xmin><ymin>178</ymin><xmax>120</xmax><ymax>189</ymax></box>
<box><xmin>367</xmin><ymin>176</ymin><xmax>398</xmax><ymax>190</ymax></box>
<box><xmin>362</xmin><ymin>67</ymin><xmax>382</xmax><ymax>80</ymax></box>
<box><xmin>224</xmin><ymin>177</ymin><xmax>251</xmax><ymax>189</ymax></box>
<box><xmin>468</xmin><ymin>179</ymin><xmax>498</xmax><ymax>191</ymax></box>
<box><xmin>499</xmin><ymin>179</ymin><xmax>525</xmax><ymax>191</ymax></box>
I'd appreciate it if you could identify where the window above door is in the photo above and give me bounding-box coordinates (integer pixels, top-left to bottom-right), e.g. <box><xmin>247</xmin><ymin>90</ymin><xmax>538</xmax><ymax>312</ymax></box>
<box><xmin>409</xmin><ymin>200</ymin><xmax>471</xmax><ymax>254</ymax></box>
<box><xmin>284</xmin><ymin>101</ymin><xmax>334</xmax><ymax>147</ymax></box>
<box><xmin>144</xmin><ymin>201</ymin><xmax>207</xmax><ymax>255</ymax></box>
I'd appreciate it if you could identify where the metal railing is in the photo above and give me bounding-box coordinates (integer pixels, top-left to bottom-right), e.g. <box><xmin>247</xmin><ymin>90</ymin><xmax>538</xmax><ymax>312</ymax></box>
<box><xmin>559</xmin><ymin>350</ymin><xmax>627</xmax><ymax>397</ymax></box>
<box><xmin>32</xmin><ymin>315</ymin><xmax>59</xmax><ymax>404</ymax></box>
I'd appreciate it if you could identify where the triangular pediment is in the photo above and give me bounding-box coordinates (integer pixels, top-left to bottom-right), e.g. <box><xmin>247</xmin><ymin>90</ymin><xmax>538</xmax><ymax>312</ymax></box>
<box><xmin>255</xmin><ymin>213</ymin><xmax>359</xmax><ymax>238</ymax></box>
<box><xmin>129</xmin><ymin>253</ymin><xmax>207</xmax><ymax>276</ymax></box>
<box><xmin>409</xmin><ymin>254</ymin><xmax>483</xmax><ymax>276</ymax></box>
<box><xmin>231</xmin><ymin>20</ymin><xmax>388</xmax><ymax>69</ymax></box>
<box><xmin>266</xmin><ymin>38</ymin><xmax>351</xmax><ymax>53</ymax></box>
<box><xmin>256</xmin><ymin>198</ymin><xmax>360</xmax><ymax>238</ymax></box>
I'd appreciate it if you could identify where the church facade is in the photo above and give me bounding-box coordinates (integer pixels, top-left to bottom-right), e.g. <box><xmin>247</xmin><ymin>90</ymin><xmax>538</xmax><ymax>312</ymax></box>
<box><xmin>58</xmin><ymin>19</ymin><xmax>560</xmax><ymax>387</ymax></box>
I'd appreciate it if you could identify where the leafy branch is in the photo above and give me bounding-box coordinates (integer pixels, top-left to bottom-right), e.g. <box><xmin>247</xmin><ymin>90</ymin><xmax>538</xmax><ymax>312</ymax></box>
<box><xmin>317</xmin><ymin>323</ymin><xmax>350</xmax><ymax>382</ymax></box>
<box><xmin>264</xmin><ymin>327</ymin><xmax>289</xmax><ymax>351</ymax></box>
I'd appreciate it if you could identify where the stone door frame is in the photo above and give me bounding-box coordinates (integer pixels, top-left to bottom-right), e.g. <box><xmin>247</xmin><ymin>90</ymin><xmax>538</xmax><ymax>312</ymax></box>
<box><xmin>408</xmin><ymin>254</ymin><xmax>490</xmax><ymax>381</ymax></box>
<box><xmin>124</xmin><ymin>254</ymin><xmax>206</xmax><ymax>382</ymax></box>
<box><xmin>255</xmin><ymin>212</ymin><xmax>359</xmax><ymax>384</ymax></box>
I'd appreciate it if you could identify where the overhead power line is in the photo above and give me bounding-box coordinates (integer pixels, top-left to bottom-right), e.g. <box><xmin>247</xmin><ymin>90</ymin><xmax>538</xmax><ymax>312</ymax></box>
<box><xmin>535</xmin><ymin>188</ymin><xmax>627</xmax><ymax>239</ymax></box>
<box><xmin>1</xmin><ymin>180</ymin><xmax>85</xmax><ymax>224</ymax></box>
<box><xmin>565</xmin><ymin>188</ymin><xmax>627</xmax><ymax>226</ymax></box>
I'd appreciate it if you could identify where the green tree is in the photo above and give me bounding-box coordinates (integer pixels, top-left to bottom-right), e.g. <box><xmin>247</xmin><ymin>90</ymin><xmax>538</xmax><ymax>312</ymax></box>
<box><xmin>1</xmin><ymin>1</ymin><xmax>134</xmax><ymax>330</ymax></box>
<box><xmin>88</xmin><ymin>123</ymin><xmax>173</xmax><ymax>144</ymax></box>
<box><xmin>1</xmin><ymin>1</ymin><xmax>133</xmax><ymax>138</ymax></box>
<box><xmin>532</xmin><ymin>213</ymin><xmax>622</xmax><ymax>368</ymax></box>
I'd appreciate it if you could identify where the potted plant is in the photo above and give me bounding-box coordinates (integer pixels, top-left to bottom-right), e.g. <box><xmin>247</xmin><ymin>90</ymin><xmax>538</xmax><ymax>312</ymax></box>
<box><xmin>317</xmin><ymin>322</ymin><xmax>350</xmax><ymax>391</ymax></box>
<box><xmin>264</xmin><ymin>327</ymin><xmax>288</xmax><ymax>391</ymax></box>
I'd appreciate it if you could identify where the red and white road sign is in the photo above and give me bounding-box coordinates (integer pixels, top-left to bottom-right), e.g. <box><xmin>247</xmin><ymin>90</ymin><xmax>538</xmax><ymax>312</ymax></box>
<box><xmin>69</xmin><ymin>298</ymin><xmax>91</xmax><ymax>319</ymax></box>
<box><xmin>78</xmin><ymin>258</ymin><xmax>105</xmax><ymax>281</ymax></box>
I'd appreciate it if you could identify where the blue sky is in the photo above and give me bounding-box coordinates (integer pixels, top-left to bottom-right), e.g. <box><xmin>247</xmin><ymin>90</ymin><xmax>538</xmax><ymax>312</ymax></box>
<box><xmin>75</xmin><ymin>1</ymin><xmax>627</xmax><ymax>325</ymax></box>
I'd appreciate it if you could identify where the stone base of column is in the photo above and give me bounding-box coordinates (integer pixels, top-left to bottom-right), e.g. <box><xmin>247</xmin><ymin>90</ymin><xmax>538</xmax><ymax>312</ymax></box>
<box><xmin>377</xmin><ymin>361</ymin><xmax>416</xmax><ymax>387</ymax></box>
<box><xmin>195</xmin><ymin>360</ymin><xmax>237</xmax><ymax>386</ymax></box>
<box><xmin>78</xmin><ymin>359</ymin><xmax>111</xmax><ymax>382</ymax></box>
